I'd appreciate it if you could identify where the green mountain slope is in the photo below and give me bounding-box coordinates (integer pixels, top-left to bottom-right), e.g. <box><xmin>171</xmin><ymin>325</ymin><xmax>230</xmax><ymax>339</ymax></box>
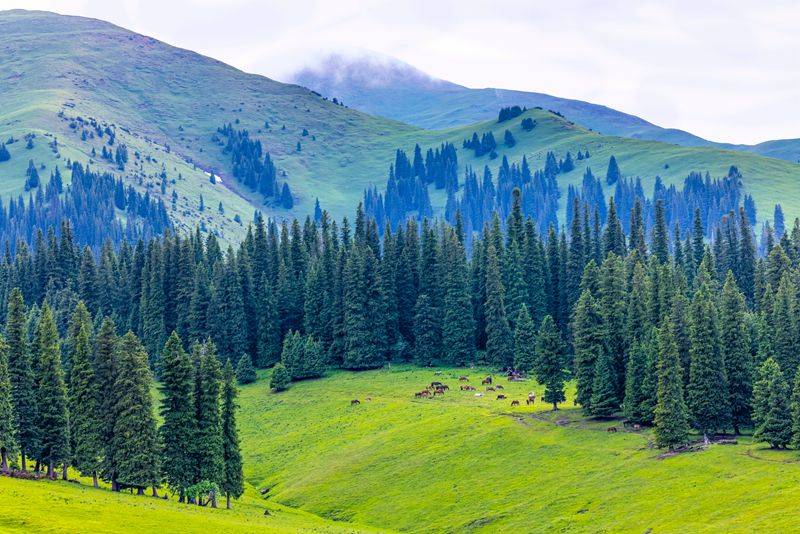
<box><xmin>291</xmin><ymin>53</ymin><xmax>800</xmax><ymax>163</ymax></box>
<box><xmin>241</xmin><ymin>367</ymin><xmax>800</xmax><ymax>532</ymax></box>
<box><xmin>2</xmin><ymin>10</ymin><xmax>800</xmax><ymax>236</ymax></box>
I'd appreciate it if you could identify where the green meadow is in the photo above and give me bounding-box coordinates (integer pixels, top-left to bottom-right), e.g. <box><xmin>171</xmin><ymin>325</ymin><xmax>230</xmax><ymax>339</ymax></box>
<box><xmin>2</xmin><ymin>366</ymin><xmax>800</xmax><ymax>532</ymax></box>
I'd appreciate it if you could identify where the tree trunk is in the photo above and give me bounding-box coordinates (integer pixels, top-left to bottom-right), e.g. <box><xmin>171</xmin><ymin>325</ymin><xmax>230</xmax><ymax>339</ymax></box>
<box><xmin>20</xmin><ymin>451</ymin><xmax>27</xmax><ymax>473</ymax></box>
<box><xmin>179</xmin><ymin>489</ymin><xmax>185</xmax><ymax>503</ymax></box>
<box><xmin>226</xmin><ymin>493</ymin><xmax>231</xmax><ymax>509</ymax></box>
<box><xmin>111</xmin><ymin>477</ymin><xmax>119</xmax><ymax>492</ymax></box>
<box><xmin>34</xmin><ymin>459</ymin><xmax>40</xmax><ymax>475</ymax></box>
<box><xmin>137</xmin><ymin>487</ymin><xmax>145</xmax><ymax>496</ymax></box>
<box><xmin>92</xmin><ymin>471</ymin><xmax>99</xmax><ymax>488</ymax></box>
<box><xmin>210</xmin><ymin>490</ymin><xmax>217</xmax><ymax>509</ymax></box>
<box><xmin>48</xmin><ymin>459</ymin><xmax>55</xmax><ymax>480</ymax></box>
<box><xmin>62</xmin><ymin>462</ymin><xmax>68</xmax><ymax>480</ymax></box>
<box><xmin>552</xmin><ymin>402</ymin><xmax>558</xmax><ymax>411</ymax></box>
<box><xmin>152</xmin><ymin>485</ymin><xmax>159</xmax><ymax>498</ymax></box>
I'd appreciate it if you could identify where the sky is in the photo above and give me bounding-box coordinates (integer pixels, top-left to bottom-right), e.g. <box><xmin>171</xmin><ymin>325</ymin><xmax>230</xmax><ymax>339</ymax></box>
<box><xmin>3</xmin><ymin>0</ymin><xmax>798</xmax><ymax>145</ymax></box>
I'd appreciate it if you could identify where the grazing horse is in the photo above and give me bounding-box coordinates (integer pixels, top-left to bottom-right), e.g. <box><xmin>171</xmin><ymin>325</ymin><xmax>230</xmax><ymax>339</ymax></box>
<box><xmin>496</xmin><ymin>394</ymin><xmax>507</xmax><ymax>400</ymax></box>
<box><xmin>482</xmin><ymin>376</ymin><xmax>493</xmax><ymax>385</ymax></box>
<box><xmin>350</xmin><ymin>399</ymin><xmax>361</xmax><ymax>406</ymax></box>
<box><xmin>495</xmin><ymin>385</ymin><xmax>504</xmax><ymax>390</ymax></box>
<box><xmin>431</xmin><ymin>381</ymin><xmax>443</xmax><ymax>388</ymax></box>
<box><xmin>607</xmin><ymin>426</ymin><xmax>618</xmax><ymax>433</ymax></box>
<box><xmin>510</xmin><ymin>400</ymin><xmax>520</xmax><ymax>407</ymax></box>
<box><xmin>486</xmin><ymin>386</ymin><xmax>496</xmax><ymax>392</ymax></box>
<box><xmin>526</xmin><ymin>392</ymin><xmax>536</xmax><ymax>405</ymax></box>
<box><xmin>459</xmin><ymin>376</ymin><xmax>469</xmax><ymax>381</ymax></box>
<box><xmin>415</xmin><ymin>391</ymin><xmax>430</xmax><ymax>398</ymax></box>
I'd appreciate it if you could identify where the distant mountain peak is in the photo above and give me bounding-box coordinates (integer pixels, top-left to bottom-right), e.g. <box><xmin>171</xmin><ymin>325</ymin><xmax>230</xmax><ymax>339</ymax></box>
<box><xmin>290</xmin><ymin>51</ymin><xmax>459</xmax><ymax>92</ymax></box>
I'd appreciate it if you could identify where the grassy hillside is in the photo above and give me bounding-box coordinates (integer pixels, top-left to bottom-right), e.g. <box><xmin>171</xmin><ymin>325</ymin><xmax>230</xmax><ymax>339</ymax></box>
<box><xmin>3</xmin><ymin>366</ymin><xmax>800</xmax><ymax>532</ymax></box>
<box><xmin>239</xmin><ymin>366</ymin><xmax>800</xmax><ymax>533</ymax></box>
<box><xmin>0</xmin><ymin>476</ymin><xmax>381</xmax><ymax>533</ymax></box>
<box><xmin>291</xmin><ymin>53</ymin><xmax>800</xmax><ymax>163</ymax></box>
<box><xmin>1</xmin><ymin>9</ymin><xmax>799</xmax><ymax>237</ymax></box>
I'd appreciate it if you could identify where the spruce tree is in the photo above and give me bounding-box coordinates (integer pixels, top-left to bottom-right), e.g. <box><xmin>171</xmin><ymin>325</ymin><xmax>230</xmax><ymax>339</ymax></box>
<box><xmin>719</xmin><ymin>272</ymin><xmax>752</xmax><ymax>434</ymax></box>
<box><xmin>622</xmin><ymin>341</ymin><xmax>649</xmax><ymax>424</ymax></box>
<box><xmin>654</xmin><ymin>319</ymin><xmax>690</xmax><ymax>449</ymax></box>
<box><xmin>752</xmin><ymin>357</ymin><xmax>792</xmax><ymax>448</ymax></box>
<box><xmin>771</xmin><ymin>273</ymin><xmax>799</xmax><ymax>374</ymax></box>
<box><xmin>221</xmin><ymin>361</ymin><xmax>244</xmax><ymax>509</ymax></box>
<box><xmin>112</xmin><ymin>332</ymin><xmax>160</xmax><ymax>493</ymax></box>
<box><xmin>791</xmin><ymin>367</ymin><xmax>800</xmax><ymax>449</ymax></box>
<box><xmin>67</xmin><ymin>318</ymin><xmax>102</xmax><ymax>486</ymax></box>
<box><xmin>571</xmin><ymin>289</ymin><xmax>602</xmax><ymax>412</ymax></box>
<box><xmin>235</xmin><ymin>353</ymin><xmax>257</xmax><ymax>385</ymax></box>
<box><xmin>35</xmin><ymin>305</ymin><xmax>70</xmax><ymax>479</ymax></box>
<box><xmin>413</xmin><ymin>293</ymin><xmax>440</xmax><ymax>366</ymax></box>
<box><xmin>95</xmin><ymin>317</ymin><xmax>119</xmax><ymax>488</ymax></box>
<box><xmin>687</xmin><ymin>281</ymin><xmax>730</xmax><ymax>438</ymax></box>
<box><xmin>0</xmin><ymin>336</ymin><xmax>17</xmax><ymax>473</ymax></box>
<box><xmin>194</xmin><ymin>341</ymin><xmax>224</xmax><ymax>501</ymax></box>
<box><xmin>5</xmin><ymin>288</ymin><xmax>37</xmax><ymax>471</ymax></box>
<box><xmin>590</xmin><ymin>347</ymin><xmax>619</xmax><ymax>417</ymax></box>
<box><xmin>441</xmin><ymin>232</ymin><xmax>475</xmax><ymax>366</ymax></box>
<box><xmin>484</xmin><ymin>244</ymin><xmax>513</xmax><ymax>367</ymax></box>
<box><xmin>513</xmin><ymin>305</ymin><xmax>536</xmax><ymax>373</ymax></box>
<box><xmin>270</xmin><ymin>362</ymin><xmax>290</xmax><ymax>391</ymax></box>
<box><xmin>159</xmin><ymin>332</ymin><xmax>196</xmax><ymax>501</ymax></box>
<box><xmin>535</xmin><ymin>315</ymin><xmax>566</xmax><ymax>410</ymax></box>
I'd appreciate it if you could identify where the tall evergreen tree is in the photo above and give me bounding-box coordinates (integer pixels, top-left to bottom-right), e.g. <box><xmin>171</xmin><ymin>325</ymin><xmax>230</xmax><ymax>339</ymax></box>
<box><xmin>513</xmin><ymin>305</ymin><xmax>536</xmax><ymax>373</ymax></box>
<box><xmin>112</xmin><ymin>332</ymin><xmax>160</xmax><ymax>494</ymax></box>
<box><xmin>0</xmin><ymin>336</ymin><xmax>16</xmax><ymax>473</ymax></box>
<box><xmin>752</xmin><ymin>357</ymin><xmax>792</xmax><ymax>448</ymax></box>
<box><xmin>221</xmin><ymin>361</ymin><xmax>244</xmax><ymax>509</ymax></box>
<box><xmin>654</xmin><ymin>319</ymin><xmax>690</xmax><ymax>449</ymax></box>
<box><xmin>484</xmin><ymin>244</ymin><xmax>513</xmax><ymax>367</ymax></box>
<box><xmin>5</xmin><ymin>288</ymin><xmax>37</xmax><ymax>471</ymax></box>
<box><xmin>95</xmin><ymin>317</ymin><xmax>119</xmax><ymax>488</ymax></box>
<box><xmin>193</xmin><ymin>341</ymin><xmax>224</xmax><ymax>503</ymax></box>
<box><xmin>159</xmin><ymin>332</ymin><xmax>196</xmax><ymax>501</ymax></box>
<box><xmin>67</xmin><ymin>316</ymin><xmax>102</xmax><ymax>486</ymax></box>
<box><xmin>535</xmin><ymin>315</ymin><xmax>566</xmax><ymax>410</ymax></box>
<box><xmin>35</xmin><ymin>304</ymin><xmax>70</xmax><ymax>479</ymax></box>
<box><xmin>719</xmin><ymin>272</ymin><xmax>752</xmax><ymax>434</ymax></box>
<box><xmin>571</xmin><ymin>288</ymin><xmax>603</xmax><ymax>412</ymax></box>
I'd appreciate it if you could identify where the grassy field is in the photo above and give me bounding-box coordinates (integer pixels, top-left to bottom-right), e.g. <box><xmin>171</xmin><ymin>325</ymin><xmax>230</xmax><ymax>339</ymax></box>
<box><xmin>2</xmin><ymin>10</ymin><xmax>800</xmax><ymax>238</ymax></box>
<box><xmin>238</xmin><ymin>366</ymin><xmax>800</xmax><ymax>533</ymax></box>
<box><xmin>2</xmin><ymin>365</ymin><xmax>800</xmax><ymax>532</ymax></box>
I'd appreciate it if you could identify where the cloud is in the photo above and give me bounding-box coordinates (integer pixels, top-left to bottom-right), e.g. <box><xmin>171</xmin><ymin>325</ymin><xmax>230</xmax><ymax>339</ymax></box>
<box><xmin>2</xmin><ymin>0</ymin><xmax>798</xmax><ymax>144</ymax></box>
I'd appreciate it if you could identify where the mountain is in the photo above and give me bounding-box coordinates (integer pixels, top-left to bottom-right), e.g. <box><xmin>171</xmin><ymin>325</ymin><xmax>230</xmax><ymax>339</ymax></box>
<box><xmin>2</xmin><ymin>10</ymin><xmax>800</xmax><ymax>237</ymax></box>
<box><xmin>290</xmin><ymin>53</ymin><xmax>800</xmax><ymax>163</ymax></box>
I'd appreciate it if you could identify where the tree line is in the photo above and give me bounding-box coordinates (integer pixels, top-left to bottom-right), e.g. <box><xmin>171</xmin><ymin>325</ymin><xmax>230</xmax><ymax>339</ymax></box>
<box><xmin>0</xmin><ymin>290</ymin><xmax>243</xmax><ymax>508</ymax></box>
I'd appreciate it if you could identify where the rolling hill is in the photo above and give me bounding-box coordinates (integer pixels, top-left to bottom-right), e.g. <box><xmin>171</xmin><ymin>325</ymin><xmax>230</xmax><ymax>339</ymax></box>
<box><xmin>1</xmin><ymin>9</ymin><xmax>800</xmax><ymax>240</ymax></box>
<box><xmin>290</xmin><ymin>52</ymin><xmax>800</xmax><ymax>163</ymax></box>
<box><xmin>5</xmin><ymin>367</ymin><xmax>800</xmax><ymax>532</ymax></box>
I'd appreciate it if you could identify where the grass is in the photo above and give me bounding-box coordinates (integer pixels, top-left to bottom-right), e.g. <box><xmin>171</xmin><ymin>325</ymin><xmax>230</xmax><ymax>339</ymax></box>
<box><xmin>3</xmin><ymin>365</ymin><xmax>800</xmax><ymax>532</ymax></box>
<box><xmin>237</xmin><ymin>365</ymin><xmax>800</xmax><ymax>533</ymax></box>
<box><xmin>0</xmin><ymin>471</ymin><xmax>383</xmax><ymax>533</ymax></box>
<box><xmin>2</xmin><ymin>10</ymin><xmax>800</xmax><ymax>238</ymax></box>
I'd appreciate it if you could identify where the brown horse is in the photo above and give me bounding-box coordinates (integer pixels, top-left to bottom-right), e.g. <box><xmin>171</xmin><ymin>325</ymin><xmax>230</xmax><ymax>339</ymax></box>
<box><xmin>350</xmin><ymin>399</ymin><xmax>361</xmax><ymax>406</ymax></box>
<box><xmin>486</xmin><ymin>386</ymin><xmax>495</xmax><ymax>392</ymax></box>
<box><xmin>526</xmin><ymin>398</ymin><xmax>535</xmax><ymax>406</ymax></box>
<box><xmin>459</xmin><ymin>376</ymin><xmax>469</xmax><ymax>381</ymax></box>
<box><xmin>481</xmin><ymin>376</ymin><xmax>493</xmax><ymax>385</ymax></box>
<box><xmin>607</xmin><ymin>426</ymin><xmax>618</xmax><ymax>433</ymax></box>
<box><xmin>496</xmin><ymin>394</ymin><xmax>507</xmax><ymax>400</ymax></box>
<box><xmin>510</xmin><ymin>400</ymin><xmax>520</xmax><ymax>407</ymax></box>
<box><xmin>495</xmin><ymin>385</ymin><xmax>504</xmax><ymax>390</ymax></box>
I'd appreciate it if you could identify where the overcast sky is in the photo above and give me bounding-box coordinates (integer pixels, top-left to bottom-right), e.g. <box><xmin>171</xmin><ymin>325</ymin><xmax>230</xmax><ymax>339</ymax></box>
<box><xmin>3</xmin><ymin>0</ymin><xmax>798</xmax><ymax>144</ymax></box>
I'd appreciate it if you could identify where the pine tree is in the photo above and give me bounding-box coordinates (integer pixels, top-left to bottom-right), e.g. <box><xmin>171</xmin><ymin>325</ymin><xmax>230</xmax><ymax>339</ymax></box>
<box><xmin>112</xmin><ymin>332</ymin><xmax>160</xmax><ymax>493</ymax></box>
<box><xmin>193</xmin><ymin>341</ymin><xmax>224</xmax><ymax>501</ymax></box>
<box><xmin>752</xmin><ymin>357</ymin><xmax>792</xmax><ymax>448</ymax></box>
<box><xmin>598</xmin><ymin>253</ymin><xmax>627</xmax><ymax>398</ymax></box>
<box><xmin>270</xmin><ymin>362</ymin><xmax>290</xmax><ymax>391</ymax></box>
<box><xmin>654</xmin><ymin>319</ymin><xmax>690</xmax><ymax>449</ymax></box>
<box><xmin>791</xmin><ymin>367</ymin><xmax>800</xmax><ymax>449</ymax></box>
<box><xmin>687</xmin><ymin>281</ymin><xmax>730</xmax><ymax>438</ymax></box>
<box><xmin>220</xmin><ymin>361</ymin><xmax>244</xmax><ymax>509</ymax></box>
<box><xmin>484</xmin><ymin>244</ymin><xmax>513</xmax><ymax>367</ymax></box>
<box><xmin>95</xmin><ymin>317</ymin><xmax>119</xmax><ymax>488</ymax></box>
<box><xmin>5</xmin><ymin>288</ymin><xmax>37</xmax><ymax>471</ymax></box>
<box><xmin>771</xmin><ymin>273</ymin><xmax>799</xmax><ymax>374</ymax></box>
<box><xmin>67</xmin><ymin>318</ymin><xmax>102</xmax><ymax>486</ymax></box>
<box><xmin>622</xmin><ymin>340</ymin><xmax>649</xmax><ymax>424</ymax></box>
<box><xmin>441</xmin><ymin>232</ymin><xmax>475</xmax><ymax>365</ymax></box>
<box><xmin>513</xmin><ymin>305</ymin><xmax>536</xmax><ymax>373</ymax></box>
<box><xmin>35</xmin><ymin>304</ymin><xmax>70</xmax><ymax>479</ymax></box>
<box><xmin>571</xmin><ymin>289</ymin><xmax>602</xmax><ymax>412</ymax></box>
<box><xmin>159</xmin><ymin>332</ymin><xmax>196</xmax><ymax>500</ymax></box>
<box><xmin>535</xmin><ymin>315</ymin><xmax>566</xmax><ymax>410</ymax></box>
<box><xmin>235</xmin><ymin>353</ymin><xmax>257</xmax><ymax>385</ymax></box>
<box><xmin>719</xmin><ymin>272</ymin><xmax>752</xmax><ymax>434</ymax></box>
<box><xmin>605</xmin><ymin>155</ymin><xmax>621</xmax><ymax>185</ymax></box>
<box><xmin>590</xmin><ymin>346</ymin><xmax>619</xmax><ymax>417</ymax></box>
<box><xmin>651</xmin><ymin>200</ymin><xmax>669</xmax><ymax>263</ymax></box>
<box><xmin>0</xmin><ymin>335</ymin><xmax>17</xmax><ymax>473</ymax></box>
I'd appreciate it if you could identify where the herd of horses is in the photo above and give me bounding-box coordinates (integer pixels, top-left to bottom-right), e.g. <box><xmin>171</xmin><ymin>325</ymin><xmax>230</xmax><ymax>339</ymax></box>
<box><xmin>409</xmin><ymin>374</ymin><xmax>537</xmax><ymax>407</ymax></box>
